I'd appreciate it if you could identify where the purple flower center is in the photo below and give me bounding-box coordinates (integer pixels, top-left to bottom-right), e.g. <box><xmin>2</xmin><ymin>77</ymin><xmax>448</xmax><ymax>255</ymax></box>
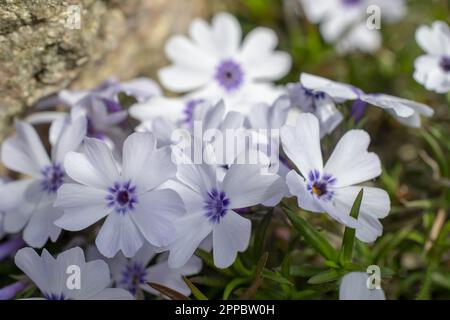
<box><xmin>183</xmin><ymin>99</ymin><xmax>204</xmax><ymax>126</ymax></box>
<box><xmin>106</xmin><ymin>181</ymin><xmax>138</xmax><ymax>215</ymax></box>
<box><xmin>288</xmin><ymin>84</ymin><xmax>326</xmax><ymax>113</ymax></box>
<box><xmin>440</xmin><ymin>56</ymin><xmax>450</xmax><ymax>72</ymax></box>
<box><xmin>306</xmin><ymin>170</ymin><xmax>336</xmax><ymax>201</ymax></box>
<box><xmin>87</xmin><ymin>98</ymin><xmax>126</xmax><ymax>138</ymax></box>
<box><xmin>119</xmin><ymin>262</ymin><xmax>147</xmax><ymax>295</ymax></box>
<box><xmin>102</xmin><ymin>98</ymin><xmax>122</xmax><ymax>113</ymax></box>
<box><xmin>302</xmin><ymin>86</ymin><xmax>326</xmax><ymax>100</ymax></box>
<box><xmin>215</xmin><ymin>60</ymin><xmax>244</xmax><ymax>92</ymax></box>
<box><xmin>341</xmin><ymin>0</ymin><xmax>362</xmax><ymax>7</ymax></box>
<box><xmin>40</xmin><ymin>163</ymin><xmax>65</xmax><ymax>193</ymax></box>
<box><xmin>204</xmin><ymin>188</ymin><xmax>230</xmax><ymax>224</ymax></box>
<box><xmin>44</xmin><ymin>293</ymin><xmax>67</xmax><ymax>300</ymax></box>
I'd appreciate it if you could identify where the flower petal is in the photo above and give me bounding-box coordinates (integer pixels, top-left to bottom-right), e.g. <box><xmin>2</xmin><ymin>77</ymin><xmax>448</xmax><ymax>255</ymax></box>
<box><xmin>52</xmin><ymin>116</ymin><xmax>87</xmax><ymax>164</ymax></box>
<box><xmin>360</xmin><ymin>94</ymin><xmax>415</xmax><ymax>118</ymax></box>
<box><xmin>56</xmin><ymin>247</ymin><xmax>110</xmax><ymax>299</ymax></box>
<box><xmin>14</xmin><ymin>247</ymin><xmax>49</xmax><ymax>294</ymax></box>
<box><xmin>324</xmin><ymin>130</ymin><xmax>381</xmax><ymax>187</ymax></box>
<box><xmin>23</xmin><ymin>202</ymin><xmax>62</xmax><ymax>248</ymax></box>
<box><xmin>165</xmin><ymin>35</ymin><xmax>215</xmax><ymax>71</ymax></box>
<box><xmin>212</xmin><ymin>12</ymin><xmax>242</xmax><ymax>57</ymax></box>
<box><xmin>95</xmin><ymin>213</ymin><xmax>145</xmax><ymax>258</ymax></box>
<box><xmin>64</xmin><ymin>151</ymin><xmax>111</xmax><ymax>189</ymax></box>
<box><xmin>129</xmin><ymin>96</ymin><xmax>185</xmax><ymax>123</ymax></box>
<box><xmin>0</xmin><ymin>179</ymin><xmax>37</xmax><ymax>212</ymax></box>
<box><xmin>300</xmin><ymin>73</ymin><xmax>359</xmax><ymax>100</ymax></box>
<box><xmin>415</xmin><ymin>21</ymin><xmax>450</xmax><ymax>55</ymax></box>
<box><xmin>121</xmin><ymin>132</ymin><xmax>156</xmax><ymax>187</ymax></box>
<box><xmin>168</xmin><ymin>213</ymin><xmax>212</xmax><ymax>268</ymax></box>
<box><xmin>83</xmin><ymin>138</ymin><xmax>120</xmax><ymax>186</ymax></box>
<box><xmin>240</xmin><ymin>27</ymin><xmax>278</xmax><ymax>62</ymax></box>
<box><xmin>246</xmin><ymin>51</ymin><xmax>292</xmax><ymax>81</ymax></box>
<box><xmin>1</xmin><ymin>130</ymin><xmax>48</xmax><ymax>178</ymax></box>
<box><xmin>158</xmin><ymin>65</ymin><xmax>212</xmax><ymax>92</ymax></box>
<box><xmin>212</xmin><ymin>211</ymin><xmax>251</xmax><ymax>268</ymax></box>
<box><xmin>281</xmin><ymin>113</ymin><xmax>323</xmax><ymax>176</ymax></box>
<box><xmin>176</xmin><ymin>164</ymin><xmax>217</xmax><ymax>197</ymax></box>
<box><xmin>333</xmin><ymin>186</ymin><xmax>390</xmax><ymax>242</ymax></box>
<box><xmin>285</xmin><ymin>170</ymin><xmax>323</xmax><ymax>213</ymax></box>
<box><xmin>222</xmin><ymin>164</ymin><xmax>282</xmax><ymax>209</ymax></box>
<box><xmin>131</xmin><ymin>189</ymin><xmax>181</xmax><ymax>247</ymax></box>
<box><xmin>89</xmin><ymin>288</ymin><xmax>134</xmax><ymax>300</ymax></box>
<box><xmin>339</xmin><ymin>272</ymin><xmax>385</xmax><ymax>300</ymax></box>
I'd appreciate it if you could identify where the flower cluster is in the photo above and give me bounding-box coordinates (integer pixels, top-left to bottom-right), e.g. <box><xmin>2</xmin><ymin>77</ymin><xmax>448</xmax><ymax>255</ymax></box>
<box><xmin>0</xmin><ymin>11</ymin><xmax>439</xmax><ymax>301</ymax></box>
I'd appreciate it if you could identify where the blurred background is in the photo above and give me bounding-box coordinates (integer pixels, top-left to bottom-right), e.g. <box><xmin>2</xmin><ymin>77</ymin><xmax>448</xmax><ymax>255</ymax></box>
<box><xmin>0</xmin><ymin>0</ymin><xmax>449</xmax><ymax>299</ymax></box>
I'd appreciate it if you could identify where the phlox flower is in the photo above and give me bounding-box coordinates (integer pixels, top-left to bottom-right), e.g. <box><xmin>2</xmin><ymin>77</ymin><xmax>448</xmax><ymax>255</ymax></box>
<box><xmin>339</xmin><ymin>272</ymin><xmax>385</xmax><ymax>300</ymax></box>
<box><xmin>14</xmin><ymin>247</ymin><xmax>133</xmax><ymax>300</ymax></box>
<box><xmin>132</xmin><ymin>98</ymin><xmax>215</xmax><ymax>148</ymax></box>
<box><xmin>32</xmin><ymin>77</ymin><xmax>161</xmax><ymax>145</ymax></box>
<box><xmin>287</xmin><ymin>82</ymin><xmax>344</xmax><ymax>137</ymax></box>
<box><xmin>414</xmin><ymin>21</ymin><xmax>450</xmax><ymax>93</ymax></box>
<box><xmin>159</xmin><ymin>100</ymin><xmax>247</xmax><ymax>166</ymax></box>
<box><xmin>167</xmin><ymin>163</ymin><xmax>283</xmax><ymax>269</ymax></box>
<box><xmin>89</xmin><ymin>244</ymin><xmax>202</xmax><ymax>297</ymax></box>
<box><xmin>299</xmin><ymin>73</ymin><xmax>434</xmax><ymax>130</ymax></box>
<box><xmin>0</xmin><ymin>178</ymin><xmax>5</xmax><ymax>240</ymax></box>
<box><xmin>0</xmin><ymin>116</ymin><xmax>87</xmax><ymax>247</ymax></box>
<box><xmin>54</xmin><ymin>132</ymin><xmax>184</xmax><ymax>258</ymax></box>
<box><xmin>158</xmin><ymin>12</ymin><xmax>291</xmax><ymax>113</ymax></box>
<box><xmin>246</xmin><ymin>96</ymin><xmax>293</xmax><ymax>206</ymax></box>
<box><xmin>281</xmin><ymin>113</ymin><xmax>390</xmax><ymax>242</ymax></box>
<box><xmin>130</xmin><ymin>95</ymin><xmax>209</xmax><ymax>132</ymax></box>
<box><xmin>300</xmin><ymin>0</ymin><xmax>406</xmax><ymax>53</ymax></box>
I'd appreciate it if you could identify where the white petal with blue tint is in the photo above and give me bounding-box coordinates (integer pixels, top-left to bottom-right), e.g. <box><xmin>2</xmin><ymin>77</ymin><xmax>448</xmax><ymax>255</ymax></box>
<box><xmin>212</xmin><ymin>211</ymin><xmax>251</xmax><ymax>268</ymax></box>
<box><xmin>339</xmin><ymin>272</ymin><xmax>385</xmax><ymax>300</ymax></box>
<box><xmin>96</xmin><ymin>213</ymin><xmax>145</xmax><ymax>258</ymax></box>
<box><xmin>324</xmin><ymin>130</ymin><xmax>381</xmax><ymax>187</ymax></box>
<box><xmin>286</xmin><ymin>171</ymin><xmax>323</xmax><ymax>213</ymax></box>
<box><xmin>168</xmin><ymin>213</ymin><xmax>212</xmax><ymax>268</ymax></box>
<box><xmin>281</xmin><ymin>113</ymin><xmax>323</xmax><ymax>176</ymax></box>
<box><xmin>64</xmin><ymin>151</ymin><xmax>111</xmax><ymax>189</ymax></box>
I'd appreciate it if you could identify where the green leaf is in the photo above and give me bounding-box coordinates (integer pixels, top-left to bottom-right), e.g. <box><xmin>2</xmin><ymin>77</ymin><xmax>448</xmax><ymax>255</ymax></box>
<box><xmin>291</xmin><ymin>289</ymin><xmax>317</xmax><ymax>299</ymax></box>
<box><xmin>148</xmin><ymin>282</ymin><xmax>190</xmax><ymax>300</ymax></box>
<box><xmin>239</xmin><ymin>252</ymin><xmax>269</xmax><ymax>299</ymax></box>
<box><xmin>254</xmin><ymin>252</ymin><xmax>269</xmax><ymax>277</ymax></box>
<box><xmin>307</xmin><ymin>269</ymin><xmax>343</xmax><ymax>285</ymax></box>
<box><xmin>253</xmin><ymin>210</ymin><xmax>273</xmax><ymax>260</ymax></box>
<box><xmin>261</xmin><ymin>269</ymin><xmax>294</xmax><ymax>286</ymax></box>
<box><xmin>282</xmin><ymin>205</ymin><xmax>338</xmax><ymax>262</ymax></box>
<box><xmin>289</xmin><ymin>265</ymin><xmax>324</xmax><ymax>277</ymax></box>
<box><xmin>431</xmin><ymin>272</ymin><xmax>450</xmax><ymax>290</ymax></box>
<box><xmin>183</xmin><ymin>277</ymin><xmax>208</xmax><ymax>300</ymax></box>
<box><xmin>339</xmin><ymin>189</ymin><xmax>364</xmax><ymax>264</ymax></box>
<box><xmin>223</xmin><ymin>278</ymin><xmax>248</xmax><ymax>300</ymax></box>
<box><xmin>232</xmin><ymin>255</ymin><xmax>252</xmax><ymax>276</ymax></box>
<box><xmin>195</xmin><ymin>249</ymin><xmax>234</xmax><ymax>277</ymax></box>
<box><xmin>421</xmin><ymin>130</ymin><xmax>449</xmax><ymax>177</ymax></box>
<box><xmin>189</xmin><ymin>276</ymin><xmax>228</xmax><ymax>288</ymax></box>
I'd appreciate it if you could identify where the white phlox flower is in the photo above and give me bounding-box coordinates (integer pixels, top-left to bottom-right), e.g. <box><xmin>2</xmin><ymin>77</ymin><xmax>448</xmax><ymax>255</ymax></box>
<box><xmin>299</xmin><ymin>73</ymin><xmax>434</xmax><ymax>129</ymax></box>
<box><xmin>0</xmin><ymin>115</ymin><xmax>87</xmax><ymax>247</ymax></box>
<box><xmin>54</xmin><ymin>132</ymin><xmax>184</xmax><ymax>258</ymax></box>
<box><xmin>339</xmin><ymin>272</ymin><xmax>386</xmax><ymax>300</ymax></box>
<box><xmin>167</xmin><ymin>162</ymin><xmax>283</xmax><ymax>269</ymax></box>
<box><xmin>158</xmin><ymin>12</ymin><xmax>291</xmax><ymax>113</ymax></box>
<box><xmin>281</xmin><ymin>113</ymin><xmax>390</xmax><ymax>242</ymax></box>
<box><xmin>299</xmin><ymin>0</ymin><xmax>406</xmax><ymax>53</ymax></box>
<box><xmin>91</xmin><ymin>244</ymin><xmax>202</xmax><ymax>298</ymax></box>
<box><xmin>414</xmin><ymin>21</ymin><xmax>450</xmax><ymax>93</ymax></box>
<box><xmin>14</xmin><ymin>246</ymin><xmax>133</xmax><ymax>300</ymax></box>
